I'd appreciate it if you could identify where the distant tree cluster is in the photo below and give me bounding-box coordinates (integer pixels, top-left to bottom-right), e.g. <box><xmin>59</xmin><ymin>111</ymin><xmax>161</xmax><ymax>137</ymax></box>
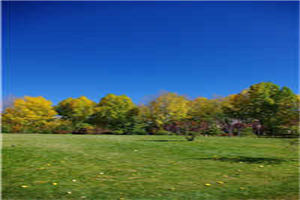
<box><xmin>2</xmin><ymin>82</ymin><xmax>299</xmax><ymax>137</ymax></box>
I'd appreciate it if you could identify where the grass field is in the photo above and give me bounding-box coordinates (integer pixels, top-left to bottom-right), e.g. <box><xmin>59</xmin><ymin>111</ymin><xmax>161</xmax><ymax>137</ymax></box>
<box><xmin>2</xmin><ymin>134</ymin><xmax>299</xmax><ymax>200</ymax></box>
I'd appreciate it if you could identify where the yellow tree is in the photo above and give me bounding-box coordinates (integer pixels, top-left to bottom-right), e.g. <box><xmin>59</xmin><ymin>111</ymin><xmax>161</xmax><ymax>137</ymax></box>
<box><xmin>91</xmin><ymin>94</ymin><xmax>137</xmax><ymax>134</ymax></box>
<box><xmin>188</xmin><ymin>97</ymin><xmax>224</xmax><ymax>122</ymax></box>
<box><xmin>148</xmin><ymin>92</ymin><xmax>190</xmax><ymax>130</ymax></box>
<box><xmin>2</xmin><ymin>96</ymin><xmax>57</xmax><ymax>133</ymax></box>
<box><xmin>222</xmin><ymin>90</ymin><xmax>250</xmax><ymax>121</ymax></box>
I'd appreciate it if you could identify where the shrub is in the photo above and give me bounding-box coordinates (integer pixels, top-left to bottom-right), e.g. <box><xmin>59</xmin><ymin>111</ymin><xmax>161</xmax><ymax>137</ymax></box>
<box><xmin>240</xmin><ymin>127</ymin><xmax>257</xmax><ymax>137</ymax></box>
<box><xmin>274</xmin><ymin>125</ymin><xmax>300</xmax><ymax>137</ymax></box>
<box><xmin>91</xmin><ymin>127</ymin><xmax>113</xmax><ymax>134</ymax></box>
<box><xmin>155</xmin><ymin>130</ymin><xmax>174</xmax><ymax>135</ymax></box>
<box><xmin>131</xmin><ymin>125</ymin><xmax>147</xmax><ymax>135</ymax></box>
<box><xmin>50</xmin><ymin>120</ymin><xmax>73</xmax><ymax>134</ymax></box>
<box><xmin>203</xmin><ymin>124</ymin><xmax>223</xmax><ymax>136</ymax></box>
<box><xmin>1</xmin><ymin>123</ymin><xmax>12</xmax><ymax>133</ymax></box>
<box><xmin>289</xmin><ymin>126</ymin><xmax>300</xmax><ymax>137</ymax></box>
<box><xmin>72</xmin><ymin>123</ymin><xmax>95</xmax><ymax>134</ymax></box>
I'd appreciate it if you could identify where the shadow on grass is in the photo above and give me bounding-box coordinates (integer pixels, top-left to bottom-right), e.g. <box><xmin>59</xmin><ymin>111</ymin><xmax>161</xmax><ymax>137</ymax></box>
<box><xmin>139</xmin><ymin>139</ymin><xmax>186</xmax><ymax>142</ymax></box>
<box><xmin>191</xmin><ymin>156</ymin><xmax>286</xmax><ymax>164</ymax></box>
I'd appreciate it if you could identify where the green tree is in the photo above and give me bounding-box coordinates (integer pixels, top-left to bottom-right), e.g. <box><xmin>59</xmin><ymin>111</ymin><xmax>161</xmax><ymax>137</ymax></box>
<box><xmin>91</xmin><ymin>94</ymin><xmax>137</xmax><ymax>134</ymax></box>
<box><xmin>247</xmin><ymin>82</ymin><xmax>280</xmax><ymax>124</ymax></box>
<box><xmin>55</xmin><ymin>96</ymin><xmax>96</xmax><ymax>129</ymax></box>
<box><xmin>189</xmin><ymin>97</ymin><xmax>224</xmax><ymax>123</ymax></box>
<box><xmin>222</xmin><ymin>90</ymin><xmax>250</xmax><ymax>121</ymax></box>
<box><xmin>223</xmin><ymin>82</ymin><xmax>299</xmax><ymax>135</ymax></box>
<box><xmin>271</xmin><ymin>86</ymin><xmax>299</xmax><ymax>134</ymax></box>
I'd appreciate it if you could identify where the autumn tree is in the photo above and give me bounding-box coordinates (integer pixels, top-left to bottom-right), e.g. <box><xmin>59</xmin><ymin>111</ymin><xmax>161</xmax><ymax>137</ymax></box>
<box><xmin>186</xmin><ymin>97</ymin><xmax>225</xmax><ymax>136</ymax></box>
<box><xmin>2</xmin><ymin>96</ymin><xmax>57</xmax><ymax>133</ymax></box>
<box><xmin>221</xmin><ymin>91</ymin><xmax>252</xmax><ymax>136</ymax></box>
<box><xmin>55</xmin><ymin>96</ymin><xmax>96</xmax><ymax>129</ymax></box>
<box><xmin>146</xmin><ymin>92</ymin><xmax>190</xmax><ymax>133</ymax></box>
<box><xmin>90</xmin><ymin>94</ymin><xmax>137</xmax><ymax>134</ymax></box>
<box><xmin>189</xmin><ymin>97</ymin><xmax>224</xmax><ymax>122</ymax></box>
<box><xmin>2</xmin><ymin>82</ymin><xmax>297</xmax><ymax>137</ymax></box>
<box><xmin>222</xmin><ymin>90</ymin><xmax>250</xmax><ymax>121</ymax></box>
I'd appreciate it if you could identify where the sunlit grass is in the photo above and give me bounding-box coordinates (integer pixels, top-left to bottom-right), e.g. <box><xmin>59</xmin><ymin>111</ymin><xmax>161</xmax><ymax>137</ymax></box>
<box><xmin>2</xmin><ymin>134</ymin><xmax>299</xmax><ymax>200</ymax></box>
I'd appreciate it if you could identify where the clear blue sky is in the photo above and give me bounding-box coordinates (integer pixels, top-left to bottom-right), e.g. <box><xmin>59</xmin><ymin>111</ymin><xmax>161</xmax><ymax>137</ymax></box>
<box><xmin>3</xmin><ymin>1</ymin><xmax>299</xmax><ymax>105</ymax></box>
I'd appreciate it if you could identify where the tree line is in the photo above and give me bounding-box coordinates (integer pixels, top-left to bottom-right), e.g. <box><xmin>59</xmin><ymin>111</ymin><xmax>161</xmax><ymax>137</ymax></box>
<box><xmin>2</xmin><ymin>82</ymin><xmax>299</xmax><ymax>137</ymax></box>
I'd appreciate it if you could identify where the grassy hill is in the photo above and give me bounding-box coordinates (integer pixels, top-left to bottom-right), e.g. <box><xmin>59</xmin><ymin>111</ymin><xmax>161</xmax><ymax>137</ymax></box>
<box><xmin>2</xmin><ymin>134</ymin><xmax>299</xmax><ymax>200</ymax></box>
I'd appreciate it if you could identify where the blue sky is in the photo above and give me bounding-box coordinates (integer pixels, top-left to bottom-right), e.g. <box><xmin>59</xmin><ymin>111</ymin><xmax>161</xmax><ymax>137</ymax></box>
<box><xmin>3</xmin><ymin>1</ymin><xmax>299</xmax><ymax>105</ymax></box>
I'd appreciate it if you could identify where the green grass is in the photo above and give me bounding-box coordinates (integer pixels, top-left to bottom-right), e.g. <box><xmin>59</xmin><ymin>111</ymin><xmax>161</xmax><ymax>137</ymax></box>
<box><xmin>2</xmin><ymin>134</ymin><xmax>299</xmax><ymax>200</ymax></box>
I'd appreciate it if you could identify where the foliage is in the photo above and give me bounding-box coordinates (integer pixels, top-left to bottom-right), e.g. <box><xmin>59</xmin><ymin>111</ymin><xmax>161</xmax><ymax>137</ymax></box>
<box><xmin>245</xmin><ymin>83</ymin><xmax>298</xmax><ymax>135</ymax></box>
<box><xmin>222</xmin><ymin>91</ymin><xmax>250</xmax><ymax>121</ymax></box>
<box><xmin>247</xmin><ymin>82</ymin><xmax>280</xmax><ymax>121</ymax></box>
<box><xmin>90</xmin><ymin>94</ymin><xmax>137</xmax><ymax>134</ymax></box>
<box><xmin>73</xmin><ymin>122</ymin><xmax>92</xmax><ymax>130</ymax></box>
<box><xmin>273</xmin><ymin>87</ymin><xmax>299</xmax><ymax>128</ymax></box>
<box><xmin>55</xmin><ymin>96</ymin><xmax>96</xmax><ymax>125</ymax></box>
<box><xmin>147</xmin><ymin>92</ymin><xmax>190</xmax><ymax>129</ymax></box>
<box><xmin>222</xmin><ymin>82</ymin><xmax>299</xmax><ymax>136</ymax></box>
<box><xmin>2</xmin><ymin>96</ymin><xmax>57</xmax><ymax>133</ymax></box>
<box><xmin>129</xmin><ymin>119</ymin><xmax>148</xmax><ymax>135</ymax></box>
<box><xmin>274</xmin><ymin>125</ymin><xmax>300</xmax><ymax>137</ymax></box>
<box><xmin>203</xmin><ymin>124</ymin><xmax>224</xmax><ymax>136</ymax></box>
<box><xmin>1</xmin><ymin>123</ymin><xmax>13</xmax><ymax>133</ymax></box>
<box><xmin>289</xmin><ymin>126</ymin><xmax>300</xmax><ymax>136</ymax></box>
<box><xmin>135</xmin><ymin>105</ymin><xmax>154</xmax><ymax>134</ymax></box>
<box><xmin>164</xmin><ymin>120</ymin><xmax>207</xmax><ymax>136</ymax></box>
<box><xmin>3</xmin><ymin>82</ymin><xmax>298</xmax><ymax>137</ymax></box>
<box><xmin>240</xmin><ymin>127</ymin><xmax>257</xmax><ymax>137</ymax></box>
<box><xmin>43</xmin><ymin>119</ymin><xmax>73</xmax><ymax>134</ymax></box>
<box><xmin>155</xmin><ymin>129</ymin><xmax>174</xmax><ymax>135</ymax></box>
<box><xmin>189</xmin><ymin>97</ymin><xmax>224</xmax><ymax>123</ymax></box>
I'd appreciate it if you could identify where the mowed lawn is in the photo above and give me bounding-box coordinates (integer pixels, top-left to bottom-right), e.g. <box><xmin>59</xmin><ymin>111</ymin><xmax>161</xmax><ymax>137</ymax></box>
<box><xmin>2</xmin><ymin>134</ymin><xmax>299</xmax><ymax>200</ymax></box>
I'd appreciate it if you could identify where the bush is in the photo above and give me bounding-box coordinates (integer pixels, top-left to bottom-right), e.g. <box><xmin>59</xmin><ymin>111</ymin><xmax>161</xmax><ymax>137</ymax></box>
<box><xmin>131</xmin><ymin>126</ymin><xmax>147</xmax><ymax>135</ymax></box>
<box><xmin>274</xmin><ymin>126</ymin><xmax>300</xmax><ymax>137</ymax></box>
<box><xmin>240</xmin><ymin>127</ymin><xmax>257</xmax><ymax>137</ymax></box>
<box><xmin>50</xmin><ymin>120</ymin><xmax>73</xmax><ymax>134</ymax></box>
<box><xmin>90</xmin><ymin>127</ymin><xmax>113</xmax><ymax>134</ymax></box>
<box><xmin>74</xmin><ymin>122</ymin><xmax>92</xmax><ymax>130</ymax></box>
<box><xmin>113</xmin><ymin>130</ymin><xmax>125</xmax><ymax>135</ymax></box>
<box><xmin>1</xmin><ymin>123</ymin><xmax>12</xmax><ymax>133</ymax></box>
<box><xmin>128</xmin><ymin>121</ymin><xmax>148</xmax><ymax>135</ymax></box>
<box><xmin>289</xmin><ymin>126</ymin><xmax>300</xmax><ymax>137</ymax></box>
<box><xmin>155</xmin><ymin>130</ymin><xmax>174</xmax><ymax>135</ymax></box>
<box><xmin>1</xmin><ymin>119</ymin><xmax>73</xmax><ymax>134</ymax></box>
<box><xmin>203</xmin><ymin>124</ymin><xmax>223</xmax><ymax>136</ymax></box>
<box><xmin>72</xmin><ymin>123</ymin><xmax>98</xmax><ymax>134</ymax></box>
